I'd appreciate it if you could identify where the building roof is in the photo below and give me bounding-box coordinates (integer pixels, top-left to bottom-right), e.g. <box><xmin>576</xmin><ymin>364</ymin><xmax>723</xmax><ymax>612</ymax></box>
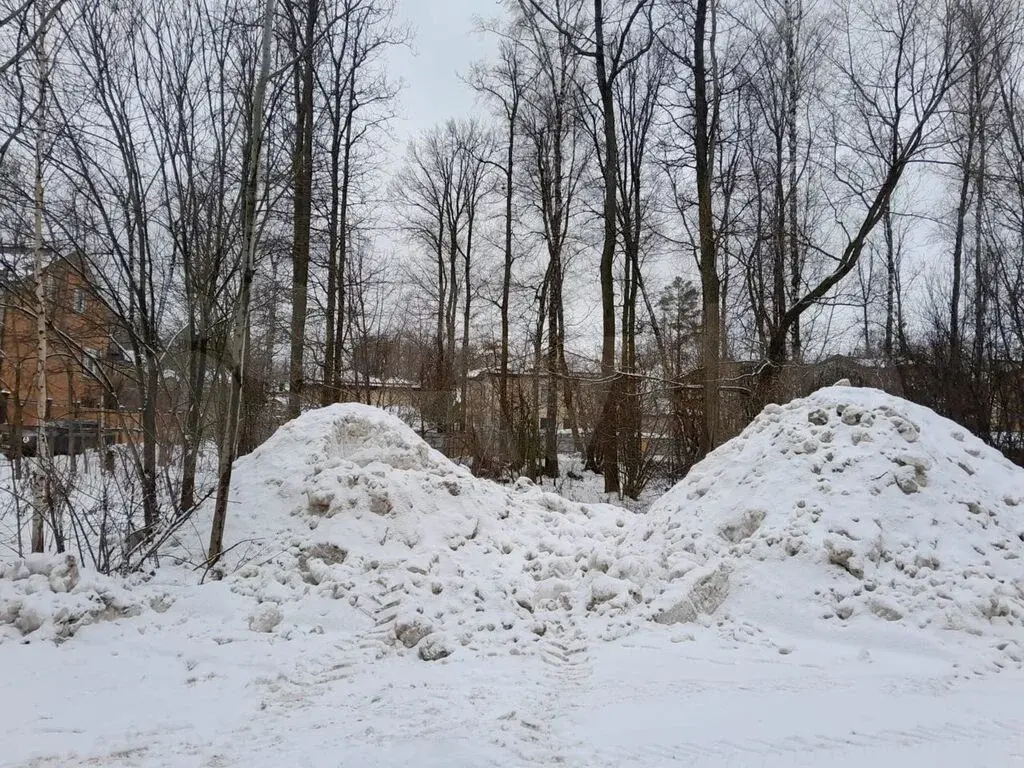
<box><xmin>0</xmin><ymin>247</ymin><xmax>94</xmax><ymax>300</ymax></box>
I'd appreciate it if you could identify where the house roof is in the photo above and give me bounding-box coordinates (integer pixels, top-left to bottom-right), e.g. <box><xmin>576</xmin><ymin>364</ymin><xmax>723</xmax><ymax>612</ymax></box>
<box><xmin>335</xmin><ymin>370</ymin><xmax>420</xmax><ymax>389</ymax></box>
<box><xmin>467</xmin><ymin>366</ymin><xmax>602</xmax><ymax>381</ymax></box>
<box><xmin>0</xmin><ymin>246</ymin><xmax>89</xmax><ymax>294</ymax></box>
<box><xmin>0</xmin><ymin>244</ymin><xmax>60</xmax><ymax>281</ymax></box>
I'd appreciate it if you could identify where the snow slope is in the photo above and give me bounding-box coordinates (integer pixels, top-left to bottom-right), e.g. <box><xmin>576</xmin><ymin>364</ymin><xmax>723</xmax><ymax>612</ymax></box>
<box><xmin>629</xmin><ymin>386</ymin><xmax>1024</xmax><ymax>669</ymax></box>
<box><xmin>173</xmin><ymin>403</ymin><xmax>641</xmax><ymax>660</ymax></box>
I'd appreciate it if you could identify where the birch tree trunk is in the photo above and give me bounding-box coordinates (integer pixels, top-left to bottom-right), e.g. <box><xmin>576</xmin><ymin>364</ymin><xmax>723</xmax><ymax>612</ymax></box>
<box><xmin>30</xmin><ymin>0</ymin><xmax>51</xmax><ymax>554</ymax></box>
<box><xmin>208</xmin><ymin>0</ymin><xmax>276</xmax><ymax>567</ymax></box>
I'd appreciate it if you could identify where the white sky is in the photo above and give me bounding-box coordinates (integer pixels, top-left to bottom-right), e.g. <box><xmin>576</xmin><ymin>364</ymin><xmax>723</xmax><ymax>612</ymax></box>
<box><xmin>389</xmin><ymin>1</ymin><xmax>505</xmax><ymax>154</ymax></box>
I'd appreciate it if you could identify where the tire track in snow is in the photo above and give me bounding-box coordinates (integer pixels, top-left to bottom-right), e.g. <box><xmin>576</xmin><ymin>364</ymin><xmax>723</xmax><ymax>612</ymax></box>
<box><xmin>490</xmin><ymin>612</ymin><xmax>594</xmax><ymax>766</ymax></box>
<box><xmin>254</xmin><ymin>579</ymin><xmax>407</xmax><ymax>711</ymax></box>
<box><xmin>538</xmin><ymin>618</ymin><xmax>591</xmax><ymax>680</ymax></box>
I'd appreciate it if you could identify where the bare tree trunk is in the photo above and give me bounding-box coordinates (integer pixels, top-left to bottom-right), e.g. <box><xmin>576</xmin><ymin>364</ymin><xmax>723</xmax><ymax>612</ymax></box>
<box><xmin>208</xmin><ymin>0</ymin><xmax>276</xmax><ymax>568</ymax></box>
<box><xmin>949</xmin><ymin>128</ymin><xmax>974</xmax><ymax>362</ymax></box>
<box><xmin>287</xmin><ymin>0</ymin><xmax>318</xmax><ymax>419</ymax></box>
<box><xmin>470</xmin><ymin>38</ymin><xmax>524</xmax><ymax>469</ymax></box>
<box><xmin>530</xmin><ymin>273</ymin><xmax>549</xmax><ymax>480</ymax></box>
<box><xmin>694</xmin><ymin>0</ymin><xmax>721</xmax><ymax>454</ymax></box>
<box><xmin>459</xmin><ymin>211</ymin><xmax>473</xmax><ymax>431</ymax></box>
<box><xmin>435</xmin><ymin>211</ymin><xmax>446</xmax><ymax>407</ymax></box>
<box><xmin>620</xmin><ymin>247</ymin><xmax>641</xmax><ymax>497</ymax></box>
<box><xmin>772</xmin><ymin>133</ymin><xmax>786</xmax><ymax>343</ymax></box>
<box><xmin>179</xmin><ymin>334</ymin><xmax>207</xmax><ymax>512</ymax></box>
<box><xmin>543</xmin><ymin>253</ymin><xmax>560</xmax><ymax>478</ymax></box>
<box><xmin>323</xmin><ymin>99</ymin><xmax>341</xmax><ymax>405</ymax></box>
<box><xmin>500</xmin><ymin>132</ymin><xmax>514</xmax><ymax>463</ymax></box>
<box><xmin>322</xmin><ymin>12</ymin><xmax>351</xmax><ymax>406</ymax></box>
<box><xmin>141</xmin><ymin>347</ymin><xmax>160</xmax><ymax>533</ymax></box>
<box><xmin>31</xmin><ymin>0</ymin><xmax>50</xmax><ymax>554</ymax></box>
<box><xmin>498</xmin><ymin>78</ymin><xmax>519</xmax><ymax>465</ymax></box>
<box><xmin>882</xmin><ymin>201</ymin><xmax>895</xmax><ymax>357</ymax></box>
<box><xmin>520</xmin><ymin>0</ymin><xmax>651</xmax><ymax>489</ymax></box>
<box><xmin>614</xmin><ymin>37</ymin><xmax>662</xmax><ymax>496</ymax></box>
<box><xmin>446</xmin><ymin>217</ymin><xmax>458</xmax><ymax>420</ymax></box>
<box><xmin>972</xmin><ymin>109</ymin><xmax>987</xmax><ymax>378</ymax></box>
<box><xmin>329</xmin><ymin>43</ymin><xmax>359</xmax><ymax>403</ymax></box>
<box><xmin>592</xmin><ymin>0</ymin><xmax>620</xmax><ymax>493</ymax></box>
<box><xmin>323</xmin><ymin>84</ymin><xmax>355</xmax><ymax>405</ymax></box>
<box><xmin>785</xmin><ymin>0</ymin><xmax>802</xmax><ymax>361</ymax></box>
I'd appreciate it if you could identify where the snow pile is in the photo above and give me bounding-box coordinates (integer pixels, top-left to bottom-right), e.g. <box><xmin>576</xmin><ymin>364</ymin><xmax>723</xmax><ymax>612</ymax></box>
<box><xmin>0</xmin><ymin>554</ymin><xmax>142</xmax><ymax>643</ymax></box>
<box><xmin>202</xmin><ymin>404</ymin><xmax>639</xmax><ymax>659</ymax></box>
<box><xmin>631</xmin><ymin>386</ymin><xmax>1024</xmax><ymax>660</ymax></box>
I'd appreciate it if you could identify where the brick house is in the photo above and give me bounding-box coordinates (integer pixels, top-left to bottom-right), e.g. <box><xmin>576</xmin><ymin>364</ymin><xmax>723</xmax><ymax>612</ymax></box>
<box><xmin>0</xmin><ymin>246</ymin><xmax>138</xmax><ymax>450</ymax></box>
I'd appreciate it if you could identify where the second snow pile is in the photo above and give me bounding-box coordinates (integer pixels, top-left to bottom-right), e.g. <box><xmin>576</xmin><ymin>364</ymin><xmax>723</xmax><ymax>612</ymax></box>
<box><xmin>210</xmin><ymin>404</ymin><xmax>638</xmax><ymax>659</ymax></box>
<box><xmin>631</xmin><ymin>386</ymin><xmax>1024</xmax><ymax>658</ymax></box>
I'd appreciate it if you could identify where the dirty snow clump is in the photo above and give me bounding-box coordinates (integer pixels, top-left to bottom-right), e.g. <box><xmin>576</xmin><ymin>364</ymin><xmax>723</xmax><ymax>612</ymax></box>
<box><xmin>0</xmin><ymin>554</ymin><xmax>141</xmax><ymax>643</ymax></box>
<box><xmin>630</xmin><ymin>386</ymin><xmax>1024</xmax><ymax>662</ymax></box>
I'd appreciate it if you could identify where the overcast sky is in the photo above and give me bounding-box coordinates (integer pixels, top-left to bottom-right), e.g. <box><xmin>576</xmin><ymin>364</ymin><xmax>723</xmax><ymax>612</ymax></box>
<box><xmin>389</xmin><ymin>1</ymin><xmax>504</xmax><ymax>153</ymax></box>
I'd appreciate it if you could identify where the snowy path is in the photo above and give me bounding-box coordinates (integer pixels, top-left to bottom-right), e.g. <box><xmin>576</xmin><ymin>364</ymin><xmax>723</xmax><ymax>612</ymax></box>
<box><xmin>580</xmin><ymin>637</ymin><xmax>1024</xmax><ymax>767</ymax></box>
<box><xmin>2</xmin><ymin>620</ymin><xmax>1022</xmax><ymax>768</ymax></box>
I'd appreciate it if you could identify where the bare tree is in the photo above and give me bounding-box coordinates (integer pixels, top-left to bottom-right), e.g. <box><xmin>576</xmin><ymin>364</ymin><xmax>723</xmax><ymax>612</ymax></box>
<box><xmin>762</xmin><ymin>0</ymin><xmax>963</xmax><ymax>368</ymax></box>
<box><xmin>614</xmin><ymin>34</ymin><xmax>665</xmax><ymax>496</ymax></box>
<box><xmin>468</xmin><ymin>33</ymin><xmax>529</xmax><ymax>468</ymax></box>
<box><xmin>140</xmin><ymin>0</ymin><xmax>248</xmax><ymax>515</ymax></box>
<box><xmin>453</xmin><ymin>121</ymin><xmax>494</xmax><ymax>431</ymax></box>
<box><xmin>661</xmin><ymin>0</ymin><xmax>728</xmax><ymax>453</ymax></box>
<box><xmin>0</xmin><ymin>0</ymin><xmax>68</xmax><ymax>78</ymax></box>
<box><xmin>396</xmin><ymin>128</ymin><xmax>454</xmax><ymax>428</ymax></box>
<box><xmin>54</xmin><ymin>0</ymin><xmax>170</xmax><ymax>535</ymax></box>
<box><xmin>30</xmin><ymin>0</ymin><xmax>52</xmax><ymax>552</ymax></box>
<box><xmin>319</xmin><ymin>0</ymin><xmax>402</xmax><ymax>406</ymax></box>
<box><xmin>520</xmin><ymin>0</ymin><xmax>654</xmax><ymax>493</ymax></box>
<box><xmin>735</xmin><ymin>0</ymin><xmax>828</xmax><ymax>362</ymax></box>
<box><xmin>285</xmin><ymin>0</ymin><xmax>319</xmax><ymax>419</ymax></box>
<box><xmin>396</xmin><ymin>121</ymin><xmax>490</xmax><ymax>434</ymax></box>
<box><xmin>518</xmin><ymin>5</ymin><xmax>588</xmax><ymax>477</ymax></box>
<box><xmin>945</xmin><ymin>0</ymin><xmax>1012</xmax><ymax>373</ymax></box>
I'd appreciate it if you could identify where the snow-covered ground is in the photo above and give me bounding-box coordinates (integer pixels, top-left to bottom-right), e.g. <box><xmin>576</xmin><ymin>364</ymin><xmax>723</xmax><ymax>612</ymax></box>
<box><xmin>533</xmin><ymin>451</ymin><xmax>674</xmax><ymax>512</ymax></box>
<box><xmin>2</xmin><ymin>613</ymin><xmax>1023</xmax><ymax>767</ymax></box>
<box><xmin>2</xmin><ymin>387</ymin><xmax>1023</xmax><ymax>767</ymax></box>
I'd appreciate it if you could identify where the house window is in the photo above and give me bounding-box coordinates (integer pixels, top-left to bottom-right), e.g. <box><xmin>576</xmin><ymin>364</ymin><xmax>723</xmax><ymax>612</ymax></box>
<box><xmin>83</xmin><ymin>348</ymin><xmax>100</xmax><ymax>378</ymax></box>
<box><xmin>74</xmin><ymin>288</ymin><xmax>86</xmax><ymax>314</ymax></box>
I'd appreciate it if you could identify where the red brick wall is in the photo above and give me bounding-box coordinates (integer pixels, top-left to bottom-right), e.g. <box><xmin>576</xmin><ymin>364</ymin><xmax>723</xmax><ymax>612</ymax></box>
<box><xmin>1</xmin><ymin>258</ymin><xmax>114</xmax><ymax>430</ymax></box>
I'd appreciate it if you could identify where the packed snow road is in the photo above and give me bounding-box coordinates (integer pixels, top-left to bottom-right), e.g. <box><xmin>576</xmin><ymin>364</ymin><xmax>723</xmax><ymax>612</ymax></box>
<box><xmin>1</xmin><ymin>618</ymin><xmax>1022</xmax><ymax>767</ymax></box>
